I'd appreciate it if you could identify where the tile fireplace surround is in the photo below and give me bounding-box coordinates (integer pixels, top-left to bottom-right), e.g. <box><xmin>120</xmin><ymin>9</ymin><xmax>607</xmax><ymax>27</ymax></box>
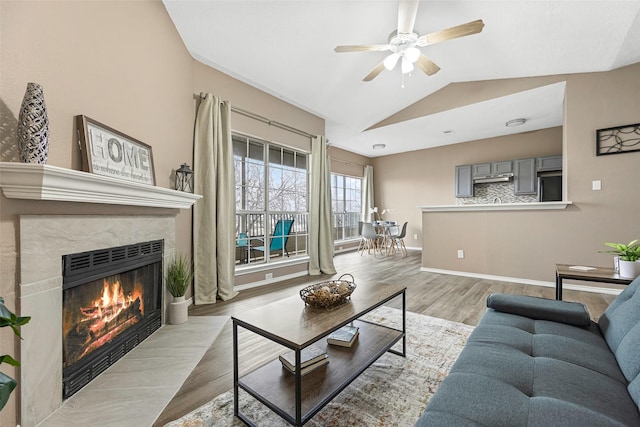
<box><xmin>0</xmin><ymin>163</ymin><xmax>201</xmax><ymax>426</ymax></box>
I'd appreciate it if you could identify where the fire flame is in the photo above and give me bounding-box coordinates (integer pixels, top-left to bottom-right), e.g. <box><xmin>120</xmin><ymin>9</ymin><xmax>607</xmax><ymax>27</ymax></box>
<box><xmin>81</xmin><ymin>279</ymin><xmax>144</xmax><ymax>333</ymax></box>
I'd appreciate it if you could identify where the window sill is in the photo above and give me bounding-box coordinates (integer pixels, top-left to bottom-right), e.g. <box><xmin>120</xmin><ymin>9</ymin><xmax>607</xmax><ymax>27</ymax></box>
<box><xmin>235</xmin><ymin>255</ymin><xmax>310</xmax><ymax>275</ymax></box>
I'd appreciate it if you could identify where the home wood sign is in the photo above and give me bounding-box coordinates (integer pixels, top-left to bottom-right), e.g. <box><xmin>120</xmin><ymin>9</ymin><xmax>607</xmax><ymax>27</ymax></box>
<box><xmin>76</xmin><ymin>115</ymin><xmax>156</xmax><ymax>185</ymax></box>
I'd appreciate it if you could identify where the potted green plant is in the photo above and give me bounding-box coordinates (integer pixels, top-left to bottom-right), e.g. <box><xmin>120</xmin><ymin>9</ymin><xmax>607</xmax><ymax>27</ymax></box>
<box><xmin>0</xmin><ymin>297</ymin><xmax>30</xmax><ymax>411</ymax></box>
<box><xmin>166</xmin><ymin>254</ymin><xmax>193</xmax><ymax>325</ymax></box>
<box><xmin>601</xmin><ymin>239</ymin><xmax>640</xmax><ymax>278</ymax></box>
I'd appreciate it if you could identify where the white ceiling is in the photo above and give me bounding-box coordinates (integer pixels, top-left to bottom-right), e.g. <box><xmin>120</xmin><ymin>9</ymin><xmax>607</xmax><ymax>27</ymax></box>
<box><xmin>163</xmin><ymin>0</ymin><xmax>640</xmax><ymax>157</ymax></box>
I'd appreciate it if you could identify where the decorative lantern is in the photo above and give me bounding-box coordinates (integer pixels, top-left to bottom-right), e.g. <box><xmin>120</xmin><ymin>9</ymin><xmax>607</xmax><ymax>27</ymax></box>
<box><xmin>175</xmin><ymin>163</ymin><xmax>194</xmax><ymax>193</ymax></box>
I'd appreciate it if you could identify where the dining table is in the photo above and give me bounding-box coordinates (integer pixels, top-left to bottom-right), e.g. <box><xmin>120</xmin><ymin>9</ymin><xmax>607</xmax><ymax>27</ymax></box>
<box><xmin>372</xmin><ymin>221</ymin><xmax>398</xmax><ymax>255</ymax></box>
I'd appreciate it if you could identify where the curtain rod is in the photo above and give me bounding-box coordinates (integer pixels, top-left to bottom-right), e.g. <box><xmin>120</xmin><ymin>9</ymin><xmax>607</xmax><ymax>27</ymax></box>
<box><xmin>195</xmin><ymin>93</ymin><xmax>315</xmax><ymax>139</ymax></box>
<box><xmin>330</xmin><ymin>157</ymin><xmax>367</xmax><ymax>168</ymax></box>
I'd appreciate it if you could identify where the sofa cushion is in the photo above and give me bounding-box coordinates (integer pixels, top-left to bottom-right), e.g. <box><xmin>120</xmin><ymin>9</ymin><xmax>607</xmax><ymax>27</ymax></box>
<box><xmin>527</xmin><ymin>397</ymin><xmax>634</xmax><ymax>427</ymax></box>
<box><xmin>600</xmin><ymin>276</ymin><xmax>640</xmax><ymax>407</ymax></box>
<box><xmin>416</xmin><ymin>305</ymin><xmax>640</xmax><ymax>426</ymax></box>
<box><xmin>487</xmin><ymin>293</ymin><xmax>591</xmax><ymax>326</ymax></box>
<box><xmin>531</xmin><ymin>357</ymin><xmax>639</xmax><ymax>426</ymax></box>
<box><xmin>480</xmin><ymin>310</ymin><xmax>626</xmax><ymax>382</ymax></box>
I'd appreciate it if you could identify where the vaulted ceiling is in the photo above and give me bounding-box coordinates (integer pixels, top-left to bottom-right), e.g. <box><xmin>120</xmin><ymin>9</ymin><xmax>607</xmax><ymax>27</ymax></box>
<box><xmin>163</xmin><ymin>0</ymin><xmax>640</xmax><ymax>157</ymax></box>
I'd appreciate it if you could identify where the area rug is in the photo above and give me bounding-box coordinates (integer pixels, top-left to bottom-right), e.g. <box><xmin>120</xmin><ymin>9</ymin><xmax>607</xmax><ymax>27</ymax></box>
<box><xmin>165</xmin><ymin>306</ymin><xmax>474</xmax><ymax>427</ymax></box>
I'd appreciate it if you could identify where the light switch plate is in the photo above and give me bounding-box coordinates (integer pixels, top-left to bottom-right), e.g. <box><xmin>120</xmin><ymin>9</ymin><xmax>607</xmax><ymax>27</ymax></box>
<box><xmin>592</xmin><ymin>180</ymin><xmax>602</xmax><ymax>191</ymax></box>
<box><xmin>457</xmin><ymin>250</ymin><xmax>464</xmax><ymax>259</ymax></box>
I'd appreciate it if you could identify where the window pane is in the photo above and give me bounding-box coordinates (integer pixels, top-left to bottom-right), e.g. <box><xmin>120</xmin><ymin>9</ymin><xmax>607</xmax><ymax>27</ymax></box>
<box><xmin>234</xmin><ymin>134</ymin><xmax>309</xmax><ymax>267</ymax></box>
<box><xmin>249</xmin><ymin>141</ymin><xmax>263</xmax><ymax>161</ymax></box>
<box><xmin>283</xmin><ymin>150</ymin><xmax>295</xmax><ymax>168</ymax></box>
<box><xmin>297</xmin><ymin>154</ymin><xmax>306</xmax><ymax>170</ymax></box>
<box><xmin>269</xmin><ymin>147</ymin><xmax>281</xmax><ymax>165</ymax></box>
<box><xmin>330</xmin><ymin>173</ymin><xmax>362</xmax><ymax>242</ymax></box>
<box><xmin>233</xmin><ymin>138</ymin><xmax>246</xmax><ymax>157</ymax></box>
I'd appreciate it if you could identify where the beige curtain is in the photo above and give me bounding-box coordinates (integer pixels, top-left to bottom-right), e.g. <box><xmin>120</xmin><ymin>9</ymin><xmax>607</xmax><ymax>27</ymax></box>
<box><xmin>193</xmin><ymin>93</ymin><xmax>238</xmax><ymax>304</ymax></box>
<box><xmin>362</xmin><ymin>165</ymin><xmax>375</xmax><ymax>222</ymax></box>
<box><xmin>309</xmin><ymin>135</ymin><xmax>336</xmax><ymax>275</ymax></box>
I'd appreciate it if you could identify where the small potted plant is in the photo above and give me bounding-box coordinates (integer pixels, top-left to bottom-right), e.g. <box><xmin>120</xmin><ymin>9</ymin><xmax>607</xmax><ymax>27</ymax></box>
<box><xmin>1</xmin><ymin>297</ymin><xmax>30</xmax><ymax>410</ymax></box>
<box><xmin>601</xmin><ymin>239</ymin><xmax>640</xmax><ymax>278</ymax></box>
<box><xmin>166</xmin><ymin>254</ymin><xmax>193</xmax><ymax>325</ymax></box>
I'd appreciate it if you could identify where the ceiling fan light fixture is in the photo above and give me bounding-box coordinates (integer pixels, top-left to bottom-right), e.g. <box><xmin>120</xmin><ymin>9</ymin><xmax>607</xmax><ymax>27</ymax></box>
<box><xmin>383</xmin><ymin>53</ymin><xmax>400</xmax><ymax>70</ymax></box>
<box><xmin>401</xmin><ymin>56</ymin><xmax>414</xmax><ymax>74</ymax></box>
<box><xmin>506</xmin><ymin>118</ymin><xmax>527</xmax><ymax>127</ymax></box>
<box><xmin>404</xmin><ymin>46</ymin><xmax>420</xmax><ymax>63</ymax></box>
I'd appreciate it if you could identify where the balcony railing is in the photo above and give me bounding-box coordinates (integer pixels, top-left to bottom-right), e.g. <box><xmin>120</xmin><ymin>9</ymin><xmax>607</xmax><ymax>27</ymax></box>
<box><xmin>235</xmin><ymin>212</ymin><xmax>308</xmax><ymax>265</ymax></box>
<box><xmin>333</xmin><ymin>211</ymin><xmax>361</xmax><ymax>241</ymax></box>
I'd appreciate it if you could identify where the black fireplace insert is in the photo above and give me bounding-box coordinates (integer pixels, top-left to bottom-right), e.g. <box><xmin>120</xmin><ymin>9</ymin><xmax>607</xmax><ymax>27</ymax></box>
<box><xmin>62</xmin><ymin>240</ymin><xmax>163</xmax><ymax>398</ymax></box>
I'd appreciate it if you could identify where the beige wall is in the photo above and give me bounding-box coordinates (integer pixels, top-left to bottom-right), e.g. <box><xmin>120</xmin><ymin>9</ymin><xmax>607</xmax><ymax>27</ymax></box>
<box><xmin>192</xmin><ymin>61</ymin><xmax>324</xmax><ymax>151</ymax></box>
<box><xmin>370</xmin><ymin>75</ymin><xmax>568</xmax><ymax>129</ymax></box>
<box><xmin>373</xmin><ymin>127</ymin><xmax>563</xmax><ymax>250</ymax></box>
<box><xmin>374</xmin><ymin>64</ymin><xmax>640</xmax><ymax>283</ymax></box>
<box><xmin>329</xmin><ymin>146</ymin><xmax>369</xmax><ymax>178</ymax></box>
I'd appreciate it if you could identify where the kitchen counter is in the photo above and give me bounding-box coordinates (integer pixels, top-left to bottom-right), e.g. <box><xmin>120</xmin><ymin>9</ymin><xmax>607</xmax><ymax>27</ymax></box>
<box><xmin>420</xmin><ymin>201</ymin><xmax>572</xmax><ymax>212</ymax></box>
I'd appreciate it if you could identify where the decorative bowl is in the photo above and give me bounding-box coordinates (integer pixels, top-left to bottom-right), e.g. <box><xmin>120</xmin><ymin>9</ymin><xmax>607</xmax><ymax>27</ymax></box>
<box><xmin>300</xmin><ymin>274</ymin><xmax>356</xmax><ymax>308</ymax></box>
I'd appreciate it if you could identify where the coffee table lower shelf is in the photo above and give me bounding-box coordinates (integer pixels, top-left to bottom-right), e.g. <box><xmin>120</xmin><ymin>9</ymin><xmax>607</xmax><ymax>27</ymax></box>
<box><xmin>236</xmin><ymin>319</ymin><xmax>404</xmax><ymax>426</ymax></box>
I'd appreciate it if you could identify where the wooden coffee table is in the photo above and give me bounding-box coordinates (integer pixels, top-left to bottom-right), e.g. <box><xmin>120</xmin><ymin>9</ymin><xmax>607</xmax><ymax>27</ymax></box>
<box><xmin>232</xmin><ymin>281</ymin><xmax>406</xmax><ymax>426</ymax></box>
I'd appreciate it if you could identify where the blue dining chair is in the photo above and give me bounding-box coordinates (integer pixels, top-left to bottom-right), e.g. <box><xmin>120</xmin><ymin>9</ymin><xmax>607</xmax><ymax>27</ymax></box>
<box><xmin>252</xmin><ymin>219</ymin><xmax>294</xmax><ymax>259</ymax></box>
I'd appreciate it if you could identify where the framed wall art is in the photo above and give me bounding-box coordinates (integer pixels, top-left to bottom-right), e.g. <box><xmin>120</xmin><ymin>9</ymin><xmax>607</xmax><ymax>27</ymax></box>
<box><xmin>76</xmin><ymin>115</ymin><xmax>156</xmax><ymax>185</ymax></box>
<box><xmin>596</xmin><ymin>122</ymin><xmax>640</xmax><ymax>156</ymax></box>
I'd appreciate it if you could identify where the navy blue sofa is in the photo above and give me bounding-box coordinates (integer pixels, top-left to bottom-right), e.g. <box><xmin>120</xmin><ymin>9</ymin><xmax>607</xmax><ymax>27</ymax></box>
<box><xmin>416</xmin><ymin>275</ymin><xmax>640</xmax><ymax>426</ymax></box>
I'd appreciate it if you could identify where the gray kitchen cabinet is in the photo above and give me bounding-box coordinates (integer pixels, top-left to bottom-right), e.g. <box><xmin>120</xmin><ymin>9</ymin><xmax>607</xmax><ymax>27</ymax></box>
<box><xmin>472</xmin><ymin>161</ymin><xmax>512</xmax><ymax>177</ymax></box>
<box><xmin>537</xmin><ymin>155</ymin><xmax>562</xmax><ymax>172</ymax></box>
<box><xmin>455</xmin><ymin>165</ymin><xmax>473</xmax><ymax>197</ymax></box>
<box><xmin>472</xmin><ymin>163</ymin><xmax>491</xmax><ymax>177</ymax></box>
<box><xmin>514</xmin><ymin>158</ymin><xmax>536</xmax><ymax>195</ymax></box>
<box><xmin>493</xmin><ymin>160</ymin><xmax>513</xmax><ymax>174</ymax></box>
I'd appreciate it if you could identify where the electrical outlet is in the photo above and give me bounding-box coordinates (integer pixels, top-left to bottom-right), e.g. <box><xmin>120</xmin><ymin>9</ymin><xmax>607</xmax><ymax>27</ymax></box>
<box><xmin>592</xmin><ymin>180</ymin><xmax>602</xmax><ymax>191</ymax></box>
<box><xmin>457</xmin><ymin>250</ymin><xmax>464</xmax><ymax>259</ymax></box>
<box><xmin>265</xmin><ymin>272</ymin><xmax>273</xmax><ymax>280</ymax></box>
<box><xmin>413</xmin><ymin>234</ymin><xmax>418</xmax><ymax>240</ymax></box>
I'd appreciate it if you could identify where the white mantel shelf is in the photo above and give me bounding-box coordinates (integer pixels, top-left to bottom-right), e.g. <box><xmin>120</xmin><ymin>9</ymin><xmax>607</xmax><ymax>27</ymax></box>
<box><xmin>0</xmin><ymin>162</ymin><xmax>201</xmax><ymax>209</ymax></box>
<box><xmin>420</xmin><ymin>201</ymin><xmax>573</xmax><ymax>212</ymax></box>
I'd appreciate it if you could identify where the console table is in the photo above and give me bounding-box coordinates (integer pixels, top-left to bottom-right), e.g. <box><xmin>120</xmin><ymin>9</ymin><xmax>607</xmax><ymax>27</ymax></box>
<box><xmin>231</xmin><ymin>282</ymin><xmax>406</xmax><ymax>426</ymax></box>
<box><xmin>555</xmin><ymin>264</ymin><xmax>634</xmax><ymax>300</ymax></box>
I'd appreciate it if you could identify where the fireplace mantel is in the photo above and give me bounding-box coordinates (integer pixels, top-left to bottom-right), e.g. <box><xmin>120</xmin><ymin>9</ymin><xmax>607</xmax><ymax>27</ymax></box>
<box><xmin>0</xmin><ymin>162</ymin><xmax>201</xmax><ymax>209</ymax></box>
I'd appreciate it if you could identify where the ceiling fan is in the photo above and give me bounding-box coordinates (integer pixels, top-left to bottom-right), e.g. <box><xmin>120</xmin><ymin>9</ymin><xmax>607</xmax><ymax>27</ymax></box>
<box><xmin>334</xmin><ymin>0</ymin><xmax>484</xmax><ymax>82</ymax></box>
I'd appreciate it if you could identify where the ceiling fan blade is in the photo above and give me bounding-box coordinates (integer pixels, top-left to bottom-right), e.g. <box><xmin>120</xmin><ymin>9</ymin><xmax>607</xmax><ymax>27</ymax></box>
<box><xmin>363</xmin><ymin>62</ymin><xmax>386</xmax><ymax>82</ymax></box>
<box><xmin>334</xmin><ymin>44</ymin><xmax>390</xmax><ymax>53</ymax></box>
<box><xmin>397</xmin><ymin>0</ymin><xmax>420</xmax><ymax>34</ymax></box>
<box><xmin>417</xmin><ymin>19</ymin><xmax>485</xmax><ymax>46</ymax></box>
<box><xmin>415</xmin><ymin>54</ymin><xmax>441</xmax><ymax>76</ymax></box>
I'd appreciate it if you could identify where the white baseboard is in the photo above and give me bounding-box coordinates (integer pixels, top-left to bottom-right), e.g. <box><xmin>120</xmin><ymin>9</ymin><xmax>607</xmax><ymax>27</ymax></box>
<box><xmin>419</xmin><ymin>267</ymin><xmax>623</xmax><ymax>296</ymax></box>
<box><xmin>234</xmin><ymin>270</ymin><xmax>309</xmax><ymax>291</ymax></box>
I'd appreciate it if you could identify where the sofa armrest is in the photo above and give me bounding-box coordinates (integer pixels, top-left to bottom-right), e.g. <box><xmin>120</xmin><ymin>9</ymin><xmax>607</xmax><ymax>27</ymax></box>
<box><xmin>486</xmin><ymin>293</ymin><xmax>591</xmax><ymax>327</ymax></box>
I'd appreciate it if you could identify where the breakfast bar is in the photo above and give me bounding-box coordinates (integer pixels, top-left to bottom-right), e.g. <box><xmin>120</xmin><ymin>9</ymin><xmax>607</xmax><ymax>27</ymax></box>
<box><xmin>419</xmin><ymin>201</ymin><xmax>572</xmax><ymax>212</ymax></box>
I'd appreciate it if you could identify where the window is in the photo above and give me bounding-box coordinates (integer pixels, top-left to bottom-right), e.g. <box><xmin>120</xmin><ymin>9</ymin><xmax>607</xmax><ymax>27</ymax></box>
<box><xmin>331</xmin><ymin>173</ymin><xmax>362</xmax><ymax>241</ymax></box>
<box><xmin>233</xmin><ymin>134</ymin><xmax>309</xmax><ymax>266</ymax></box>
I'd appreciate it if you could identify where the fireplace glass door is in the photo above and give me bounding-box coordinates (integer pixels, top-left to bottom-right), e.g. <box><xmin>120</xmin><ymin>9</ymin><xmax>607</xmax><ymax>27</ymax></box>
<box><xmin>62</xmin><ymin>240</ymin><xmax>162</xmax><ymax>398</ymax></box>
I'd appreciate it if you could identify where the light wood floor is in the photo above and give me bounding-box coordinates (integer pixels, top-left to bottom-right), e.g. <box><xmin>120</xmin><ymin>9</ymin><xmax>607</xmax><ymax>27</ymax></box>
<box><xmin>154</xmin><ymin>249</ymin><xmax>617</xmax><ymax>426</ymax></box>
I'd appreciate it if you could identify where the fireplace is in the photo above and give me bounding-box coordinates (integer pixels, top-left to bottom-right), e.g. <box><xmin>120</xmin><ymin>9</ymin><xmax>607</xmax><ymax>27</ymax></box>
<box><xmin>61</xmin><ymin>240</ymin><xmax>163</xmax><ymax>398</ymax></box>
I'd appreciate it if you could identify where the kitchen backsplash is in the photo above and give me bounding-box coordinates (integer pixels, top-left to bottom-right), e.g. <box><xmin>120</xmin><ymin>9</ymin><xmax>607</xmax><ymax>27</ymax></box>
<box><xmin>455</xmin><ymin>182</ymin><xmax>538</xmax><ymax>205</ymax></box>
